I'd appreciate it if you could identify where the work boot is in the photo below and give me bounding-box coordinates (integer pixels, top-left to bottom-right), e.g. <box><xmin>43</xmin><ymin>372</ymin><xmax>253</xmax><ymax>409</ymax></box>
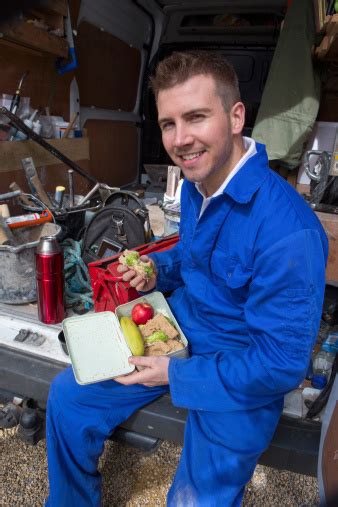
<box><xmin>18</xmin><ymin>398</ymin><xmax>45</xmax><ymax>445</ymax></box>
<box><xmin>0</xmin><ymin>402</ymin><xmax>22</xmax><ymax>429</ymax></box>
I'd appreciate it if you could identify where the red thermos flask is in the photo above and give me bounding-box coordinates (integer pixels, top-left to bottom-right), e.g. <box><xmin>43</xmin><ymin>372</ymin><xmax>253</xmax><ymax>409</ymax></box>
<box><xmin>35</xmin><ymin>236</ymin><xmax>65</xmax><ymax>324</ymax></box>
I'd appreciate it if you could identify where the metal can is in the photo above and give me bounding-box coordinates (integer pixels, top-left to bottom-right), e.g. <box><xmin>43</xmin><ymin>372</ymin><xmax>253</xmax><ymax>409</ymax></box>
<box><xmin>35</xmin><ymin>236</ymin><xmax>65</xmax><ymax>324</ymax></box>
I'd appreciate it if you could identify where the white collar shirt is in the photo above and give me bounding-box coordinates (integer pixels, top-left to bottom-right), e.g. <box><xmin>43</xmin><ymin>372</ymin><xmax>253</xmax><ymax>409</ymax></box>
<box><xmin>196</xmin><ymin>136</ymin><xmax>257</xmax><ymax>218</ymax></box>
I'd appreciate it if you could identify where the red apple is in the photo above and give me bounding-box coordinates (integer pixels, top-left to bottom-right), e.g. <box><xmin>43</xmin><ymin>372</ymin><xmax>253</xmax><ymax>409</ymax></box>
<box><xmin>131</xmin><ymin>302</ymin><xmax>154</xmax><ymax>325</ymax></box>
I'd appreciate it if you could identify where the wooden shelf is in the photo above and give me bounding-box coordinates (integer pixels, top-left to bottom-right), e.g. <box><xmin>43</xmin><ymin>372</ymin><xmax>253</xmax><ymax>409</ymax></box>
<box><xmin>0</xmin><ymin>138</ymin><xmax>90</xmax><ymax>174</ymax></box>
<box><xmin>29</xmin><ymin>0</ymin><xmax>68</xmax><ymax>18</ymax></box>
<box><xmin>0</xmin><ymin>15</ymin><xmax>68</xmax><ymax>58</ymax></box>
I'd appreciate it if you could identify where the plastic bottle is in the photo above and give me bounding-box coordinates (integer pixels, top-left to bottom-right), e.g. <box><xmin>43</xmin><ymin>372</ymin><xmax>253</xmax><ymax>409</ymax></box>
<box><xmin>311</xmin><ymin>343</ymin><xmax>336</xmax><ymax>389</ymax></box>
<box><xmin>12</xmin><ymin>110</ymin><xmax>38</xmax><ymax>141</ymax></box>
<box><xmin>325</xmin><ymin>332</ymin><xmax>338</xmax><ymax>352</ymax></box>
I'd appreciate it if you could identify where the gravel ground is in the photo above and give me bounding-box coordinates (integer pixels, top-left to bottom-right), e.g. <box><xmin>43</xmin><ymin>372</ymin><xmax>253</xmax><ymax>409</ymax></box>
<box><xmin>1</xmin><ymin>423</ymin><xmax>320</xmax><ymax>507</ymax></box>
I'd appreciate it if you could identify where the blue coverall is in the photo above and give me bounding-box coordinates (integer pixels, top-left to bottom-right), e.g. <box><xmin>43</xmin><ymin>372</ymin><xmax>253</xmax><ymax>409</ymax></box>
<box><xmin>46</xmin><ymin>142</ymin><xmax>328</xmax><ymax>506</ymax></box>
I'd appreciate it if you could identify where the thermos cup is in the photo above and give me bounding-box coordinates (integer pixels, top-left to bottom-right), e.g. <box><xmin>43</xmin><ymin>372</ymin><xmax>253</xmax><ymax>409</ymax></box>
<box><xmin>35</xmin><ymin>236</ymin><xmax>65</xmax><ymax>324</ymax></box>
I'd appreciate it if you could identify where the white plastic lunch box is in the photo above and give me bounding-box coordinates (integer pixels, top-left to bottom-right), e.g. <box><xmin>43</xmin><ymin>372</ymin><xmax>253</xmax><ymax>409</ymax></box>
<box><xmin>62</xmin><ymin>291</ymin><xmax>188</xmax><ymax>385</ymax></box>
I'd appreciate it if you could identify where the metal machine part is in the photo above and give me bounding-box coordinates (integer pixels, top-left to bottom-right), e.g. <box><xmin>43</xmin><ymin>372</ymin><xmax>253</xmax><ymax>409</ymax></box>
<box><xmin>304</xmin><ymin>150</ymin><xmax>330</xmax><ymax>183</ymax></box>
<box><xmin>304</xmin><ymin>149</ymin><xmax>338</xmax><ymax>208</ymax></box>
<box><xmin>77</xmin><ymin>182</ymin><xmax>117</xmax><ymax>208</ymax></box>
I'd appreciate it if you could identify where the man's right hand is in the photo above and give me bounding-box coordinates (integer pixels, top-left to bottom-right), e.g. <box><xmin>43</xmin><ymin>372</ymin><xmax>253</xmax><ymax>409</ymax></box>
<box><xmin>117</xmin><ymin>255</ymin><xmax>157</xmax><ymax>292</ymax></box>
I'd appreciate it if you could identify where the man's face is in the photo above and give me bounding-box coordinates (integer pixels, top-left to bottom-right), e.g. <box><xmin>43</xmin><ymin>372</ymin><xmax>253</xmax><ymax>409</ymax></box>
<box><xmin>157</xmin><ymin>74</ymin><xmax>242</xmax><ymax>196</ymax></box>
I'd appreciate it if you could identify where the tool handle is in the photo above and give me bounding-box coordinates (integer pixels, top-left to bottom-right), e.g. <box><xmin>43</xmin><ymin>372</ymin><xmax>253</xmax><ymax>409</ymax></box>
<box><xmin>54</xmin><ymin>186</ymin><xmax>65</xmax><ymax>208</ymax></box>
<box><xmin>21</xmin><ymin>157</ymin><xmax>54</xmax><ymax>208</ymax></box>
<box><xmin>9</xmin><ymin>182</ymin><xmax>32</xmax><ymax>206</ymax></box>
<box><xmin>30</xmin><ymin>174</ymin><xmax>54</xmax><ymax>208</ymax></box>
<box><xmin>0</xmin><ymin>190</ymin><xmax>21</xmax><ymax>201</ymax></box>
<box><xmin>62</xmin><ymin>112</ymin><xmax>79</xmax><ymax>138</ymax></box>
<box><xmin>0</xmin><ymin>107</ymin><xmax>97</xmax><ymax>185</ymax></box>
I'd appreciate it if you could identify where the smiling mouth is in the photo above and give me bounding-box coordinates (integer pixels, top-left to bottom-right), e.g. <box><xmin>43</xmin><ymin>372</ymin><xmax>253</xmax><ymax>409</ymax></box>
<box><xmin>179</xmin><ymin>151</ymin><xmax>205</xmax><ymax>161</ymax></box>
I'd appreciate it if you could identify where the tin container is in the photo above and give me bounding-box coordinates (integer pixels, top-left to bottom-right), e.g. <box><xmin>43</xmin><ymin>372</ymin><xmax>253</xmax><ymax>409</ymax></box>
<box><xmin>36</xmin><ymin>236</ymin><xmax>65</xmax><ymax>324</ymax></box>
<box><xmin>62</xmin><ymin>292</ymin><xmax>188</xmax><ymax>385</ymax></box>
<box><xmin>0</xmin><ymin>223</ymin><xmax>61</xmax><ymax>304</ymax></box>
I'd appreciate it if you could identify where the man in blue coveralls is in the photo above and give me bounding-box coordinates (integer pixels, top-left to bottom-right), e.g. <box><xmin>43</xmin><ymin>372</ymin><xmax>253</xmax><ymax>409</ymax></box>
<box><xmin>46</xmin><ymin>51</ymin><xmax>328</xmax><ymax>506</ymax></box>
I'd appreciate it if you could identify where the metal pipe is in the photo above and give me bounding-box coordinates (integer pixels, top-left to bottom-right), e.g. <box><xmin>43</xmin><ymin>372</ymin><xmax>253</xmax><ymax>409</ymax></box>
<box><xmin>0</xmin><ymin>190</ymin><xmax>21</xmax><ymax>201</ymax></box>
<box><xmin>77</xmin><ymin>183</ymin><xmax>100</xmax><ymax>207</ymax></box>
<box><xmin>68</xmin><ymin>169</ymin><xmax>75</xmax><ymax>207</ymax></box>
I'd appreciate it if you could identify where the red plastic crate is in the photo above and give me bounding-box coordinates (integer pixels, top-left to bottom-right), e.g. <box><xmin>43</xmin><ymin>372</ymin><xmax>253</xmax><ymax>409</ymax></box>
<box><xmin>88</xmin><ymin>234</ymin><xmax>179</xmax><ymax>313</ymax></box>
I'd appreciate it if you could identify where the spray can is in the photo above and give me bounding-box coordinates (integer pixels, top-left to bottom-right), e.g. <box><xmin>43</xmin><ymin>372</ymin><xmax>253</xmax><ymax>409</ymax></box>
<box><xmin>35</xmin><ymin>236</ymin><xmax>65</xmax><ymax>324</ymax></box>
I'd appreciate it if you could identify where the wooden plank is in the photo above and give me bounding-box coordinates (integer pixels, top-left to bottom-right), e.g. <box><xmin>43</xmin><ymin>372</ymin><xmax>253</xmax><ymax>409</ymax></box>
<box><xmin>84</xmin><ymin>120</ymin><xmax>138</xmax><ymax>187</ymax></box>
<box><xmin>0</xmin><ymin>18</ymin><xmax>68</xmax><ymax>58</ymax></box>
<box><xmin>29</xmin><ymin>0</ymin><xmax>68</xmax><ymax>17</ymax></box>
<box><xmin>27</xmin><ymin>9</ymin><xmax>65</xmax><ymax>36</ymax></box>
<box><xmin>0</xmin><ymin>138</ymin><xmax>89</xmax><ymax>173</ymax></box>
<box><xmin>315</xmin><ymin>211</ymin><xmax>338</xmax><ymax>283</ymax></box>
<box><xmin>76</xmin><ymin>21</ymin><xmax>141</xmax><ymax>111</ymax></box>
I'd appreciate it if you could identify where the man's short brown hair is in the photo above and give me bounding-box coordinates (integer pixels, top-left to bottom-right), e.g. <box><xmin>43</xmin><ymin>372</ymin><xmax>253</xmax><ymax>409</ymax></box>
<box><xmin>150</xmin><ymin>50</ymin><xmax>241</xmax><ymax>112</ymax></box>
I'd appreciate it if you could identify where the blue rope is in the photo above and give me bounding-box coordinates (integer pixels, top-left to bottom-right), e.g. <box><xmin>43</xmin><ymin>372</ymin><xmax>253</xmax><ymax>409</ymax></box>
<box><xmin>61</xmin><ymin>238</ymin><xmax>93</xmax><ymax>310</ymax></box>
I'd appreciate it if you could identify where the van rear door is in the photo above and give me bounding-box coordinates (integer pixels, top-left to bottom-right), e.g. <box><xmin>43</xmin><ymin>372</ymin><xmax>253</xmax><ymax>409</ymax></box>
<box><xmin>74</xmin><ymin>0</ymin><xmax>161</xmax><ymax>188</ymax></box>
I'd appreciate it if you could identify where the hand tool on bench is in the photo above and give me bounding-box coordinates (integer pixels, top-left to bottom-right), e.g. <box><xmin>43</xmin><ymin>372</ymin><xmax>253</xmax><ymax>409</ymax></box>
<box><xmin>77</xmin><ymin>182</ymin><xmax>117</xmax><ymax>207</ymax></box>
<box><xmin>21</xmin><ymin>157</ymin><xmax>54</xmax><ymax>208</ymax></box>
<box><xmin>9</xmin><ymin>182</ymin><xmax>32</xmax><ymax>207</ymax></box>
<box><xmin>54</xmin><ymin>186</ymin><xmax>65</xmax><ymax>208</ymax></box>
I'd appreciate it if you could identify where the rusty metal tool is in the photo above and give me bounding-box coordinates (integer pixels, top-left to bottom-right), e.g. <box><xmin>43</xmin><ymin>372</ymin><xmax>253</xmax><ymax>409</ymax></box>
<box><xmin>21</xmin><ymin>157</ymin><xmax>54</xmax><ymax>208</ymax></box>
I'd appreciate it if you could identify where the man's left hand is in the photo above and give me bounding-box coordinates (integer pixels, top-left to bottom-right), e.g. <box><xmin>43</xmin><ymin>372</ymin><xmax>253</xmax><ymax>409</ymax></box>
<box><xmin>114</xmin><ymin>355</ymin><xmax>170</xmax><ymax>387</ymax></box>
